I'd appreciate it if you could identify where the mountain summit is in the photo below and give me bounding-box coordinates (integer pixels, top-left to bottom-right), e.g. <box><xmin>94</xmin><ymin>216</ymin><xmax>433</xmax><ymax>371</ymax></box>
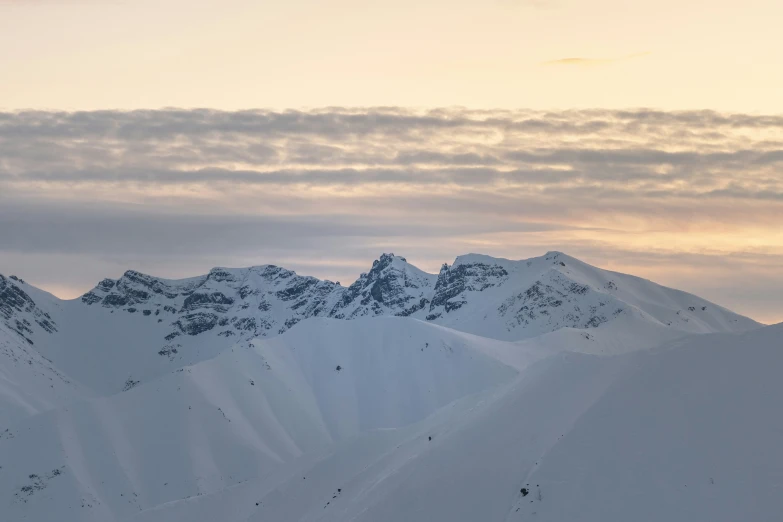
<box><xmin>1</xmin><ymin>252</ymin><xmax>758</xmax><ymax>397</ymax></box>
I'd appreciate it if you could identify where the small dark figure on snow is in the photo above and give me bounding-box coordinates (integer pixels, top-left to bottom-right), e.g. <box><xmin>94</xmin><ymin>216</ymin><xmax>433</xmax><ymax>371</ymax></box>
<box><xmin>521</xmin><ymin>488</ymin><xmax>529</xmax><ymax>497</ymax></box>
<box><xmin>335</xmin><ymin>365</ymin><xmax>342</xmax><ymax>372</ymax></box>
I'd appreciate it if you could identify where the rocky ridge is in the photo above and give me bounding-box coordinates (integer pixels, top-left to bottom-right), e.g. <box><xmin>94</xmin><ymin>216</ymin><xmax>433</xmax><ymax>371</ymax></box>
<box><xmin>0</xmin><ymin>251</ymin><xmax>759</xmax><ymax>393</ymax></box>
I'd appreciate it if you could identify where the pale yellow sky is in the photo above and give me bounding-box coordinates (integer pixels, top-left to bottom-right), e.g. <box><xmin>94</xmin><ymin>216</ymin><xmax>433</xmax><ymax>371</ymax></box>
<box><xmin>2</xmin><ymin>0</ymin><xmax>782</xmax><ymax>111</ymax></box>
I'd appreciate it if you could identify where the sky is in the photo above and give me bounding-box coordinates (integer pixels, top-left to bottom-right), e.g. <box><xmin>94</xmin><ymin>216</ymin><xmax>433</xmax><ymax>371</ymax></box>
<box><xmin>0</xmin><ymin>0</ymin><xmax>782</xmax><ymax>324</ymax></box>
<box><xmin>3</xmin><ymin>0</ymin><xmax>783</xmax><ymax>112</ymax></box>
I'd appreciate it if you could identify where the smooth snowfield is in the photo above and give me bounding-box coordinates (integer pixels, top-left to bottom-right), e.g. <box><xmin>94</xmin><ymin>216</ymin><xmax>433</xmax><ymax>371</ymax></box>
<box><xmin>0</xmin><ymin>318</ymin><xmax>520</xmax><ymax>521</ymax></box>
<box><xmin>126</xmin><ymin>322</ymin><xmax>783</xmax><ymax>522</ymax></box>
<box><xmin>508</xmin><ymin>323</ymin><xmax>783</xmax><ymax>522</ymax></box>
<box><xmin>0</xmin><ymin>253</ymin><xmax>773</xmax><ymax>522</ymax></box>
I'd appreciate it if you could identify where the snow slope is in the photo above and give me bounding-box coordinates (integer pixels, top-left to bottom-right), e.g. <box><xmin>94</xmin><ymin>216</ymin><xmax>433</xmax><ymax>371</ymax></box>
<box><xmin>0</xmin><ymin>252</ymin><xmax>772</xmax><ymax>522</ymax></box>
<box><xmin>0</xmin><ymin>318</ymin><xmax>518</xmax><ymax>522</ymax></box>
<box><xmin>509</xmin><ymin>322</ymin><xmax>783</xmax><ymax>522</ymax></box>
<box><xmin>0</xmin><ymin>275</ymin><xmax>90</xmax><ymax>429</ymax></box>
<box><xmin>122</xmin><ymin>322</ymin><xmax>782</xmax><ymax>522</ymax></box>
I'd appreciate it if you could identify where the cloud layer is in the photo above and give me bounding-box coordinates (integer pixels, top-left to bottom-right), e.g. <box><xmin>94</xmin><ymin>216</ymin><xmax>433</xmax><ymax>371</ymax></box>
<box><xmin>541</xmin><ymin>52</ymin><xmax>651</xmax><ymax>67</ymax></box>
<box><xmin>1</xmin><ymin>108</ymin><xmax>782</xmax><ymax>323</ymax></box>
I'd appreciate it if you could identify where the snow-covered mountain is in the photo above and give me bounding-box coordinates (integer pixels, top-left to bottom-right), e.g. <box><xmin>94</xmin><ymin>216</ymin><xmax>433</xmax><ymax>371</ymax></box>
<box><xmin>75</xmin><ymin>251</ymin><xmax>754</xmax><ymax>344</ymax></box>
<box><xmin>0</xmin><ymin>252</ymin><xmax>772</xmax><ymax>522</ymax></box>
<box><xmin>1</xmin><ymin>251</ymin><xmax>758</xmax><ymax>394</ymax></box>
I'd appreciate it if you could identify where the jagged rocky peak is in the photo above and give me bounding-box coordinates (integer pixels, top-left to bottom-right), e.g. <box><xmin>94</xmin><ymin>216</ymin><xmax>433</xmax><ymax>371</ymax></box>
<box><xmin>64</xmin><ymin>249</ymin><xmax>760</xmax><ymax>363</ymax></box>
<box><xmin>330</xmin><ymin>253</ymin><xmax>436</xmax><ymax>319</ymax></box>
<box><xmin>427</xmin><ymin>254</ymin><xmax>511</xmax><ymax>317</ymax></box>
<box><xmin>356</xmin><ymin>253</ymin><xmax>415</xmax><ymax>282</ymax></box>
<box><xmin>81</xmin><ymin>268</ymin><xmax>206</xmax><ymax>307</ymax></box>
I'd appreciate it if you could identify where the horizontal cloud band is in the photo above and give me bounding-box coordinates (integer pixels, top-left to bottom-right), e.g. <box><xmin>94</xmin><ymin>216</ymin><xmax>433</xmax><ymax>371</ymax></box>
<box><xmin>1</xmin><ymin>107</ymin><xmax>781</xmax><ymax>323</ymax></box>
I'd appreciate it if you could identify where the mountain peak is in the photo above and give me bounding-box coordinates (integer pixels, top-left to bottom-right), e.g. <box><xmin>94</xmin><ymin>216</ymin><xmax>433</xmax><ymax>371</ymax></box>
<box><xmin>373</xmin><ymin>252</ymin><xmax>407</xmax><ymax>265</ymax></box>
<box><xmin>367</xmin><ymin>253</ymin><xmax>410</xmax><ymax>276</ymax></box>
<box><xmin>56</xmin><ymin>249</ymin><xmax>758</xmax><ymax>366</ymax></box>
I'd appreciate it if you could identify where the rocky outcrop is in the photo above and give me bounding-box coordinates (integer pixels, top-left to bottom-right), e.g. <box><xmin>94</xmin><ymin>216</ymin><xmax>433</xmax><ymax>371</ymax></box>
<box><xmin>429</xmin><ymin>261</ymin><xmax>509</xmax><ymax>315</ymax></box>
<box><xmin>497</xmin><ymin>270</ymin><xmax>621</xmax><ymax>333</ymax></box>
<box><xmin>330</xmin><ymin>253</ymin><xmax>435</xmax><ymax>319</ymax></box>
<box><xmin>0</xmin><ymin>275</ymin><xmax>57</xmax><ymax>346</ymax></box>
<box><xmin>0</xmin><ymin>249</ymin><xmax>752</xmax><ymax>395</ymax></box>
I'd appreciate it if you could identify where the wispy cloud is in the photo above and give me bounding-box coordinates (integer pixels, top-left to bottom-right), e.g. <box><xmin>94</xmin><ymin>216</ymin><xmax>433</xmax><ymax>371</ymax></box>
<box><xmin>541</xmin><ymin>52</ymin><xmax>651</xmax><ymax>67</ymax></box>
<box><xmin>0</xmin><ymin>107</ymin><xmax>781</xmax><ymax>323</ymax></box>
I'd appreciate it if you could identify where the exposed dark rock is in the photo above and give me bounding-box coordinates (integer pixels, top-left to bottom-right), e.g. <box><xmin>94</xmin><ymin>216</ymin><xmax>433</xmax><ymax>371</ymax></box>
<box><xmin>174</xmin><ymin>313</ymin><xmax>219</xmax><ymax>336</ymax></box>
<box><xmin>80</xmin><ymin>292</ymin><xmax>103</xmax><ymax>305</ymax></box>
<box><xmin>279</xmin><ymin>316</ymin><xmax>300</xmax><ymax>334</ymax></box>
<box><xmin>207</xmin><ymin>268</ymin><xmax>237</xmax><ymax>282</ymax></box>
<box><xmin>102</xmin><ymin>294</ymin><xmax>129</xmax><ymax>307</ymax></box>
<box><xmin>158</xmin><ymin>346</ymin><xmax>179</xmax><ymax>360</ymax></box>
<box><xmin>330</xmin><ymin>253</ymin><xmax>429</xmax><ymax>318</ymax></box>
<box><xmin>0</xmin><ymin>274</ymin><xmax>59</xmax><ymax>342</ymax></box>
<box><xmin>499</xmin><ymin>273</ymin><xmax>613</xmax><ymax>332</ymax></box>
<box><xmin>122</xmin><ymin>377</ymin><xmax>140</xmax><ymax>391</ymax></box>
<box><xmin>430</xmin><ymin>262</ymin><xmax>508</xmax><ymax>313</ymax></box>
<box><xmin>232</xmin><ymin>317</ymin><xmax>257</xmax><ymax>332</ymax></box>
<box><xmin>98</xmin><ymin>278</ymin><xmax>116</xmax><ymax>291</ymax></box>
<box><xmin>397</xmin><ymin>298</ymin><xmax>430</xmax><ymax>317</ymax></box>
<box><xmin>276</xmin><ymin>278</ymin><xmax>318</xmax><ymax>301</ymax></box>
<box><xmin>181</xmin><ymin>292</ymin><xmax>234</xmax><ymax>312</ymax></box>
<box><xmin>444</xmin><ymin>300</ymin><xmax>466</xmax><ymax>313</ymax></box>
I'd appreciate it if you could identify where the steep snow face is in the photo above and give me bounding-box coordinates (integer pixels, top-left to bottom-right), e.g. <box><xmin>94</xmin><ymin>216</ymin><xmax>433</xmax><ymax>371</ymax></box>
<box><xmin>0</xmin><ymin>318</ymin><xmax>518</xmax><ymax>522</ymax></box>
<box><xmin>0</xmin><ymin>327</ymin><xmax>88</xmax><ymax>430</ymax></box>
<box><xmin>0</xmin><ymin>275</ymin><xmax>86</xmax><ymax>428</ymax></box>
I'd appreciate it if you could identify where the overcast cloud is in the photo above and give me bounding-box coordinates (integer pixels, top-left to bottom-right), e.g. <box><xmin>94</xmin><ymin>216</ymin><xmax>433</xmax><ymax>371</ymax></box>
<box><xmin>1</xmin><ymin>108</ymin><xmax>781</xmax><ymax>323</ymax></box>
